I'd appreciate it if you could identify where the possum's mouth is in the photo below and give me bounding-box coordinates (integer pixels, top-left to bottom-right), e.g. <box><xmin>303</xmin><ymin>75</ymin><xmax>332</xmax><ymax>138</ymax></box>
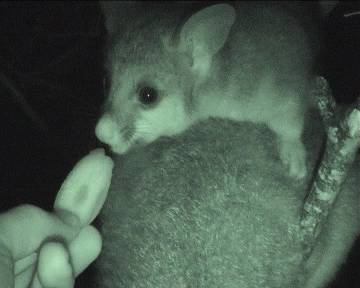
<box><xmin>110</xmin><ymin>129</ymin><xmax>147</xmax><ymax>155</ymax></box>
<box><xmin>95</xmin><ymin>113</ymin><xmax>148</xmax><ymax>155</ymax></box>
<box><xmin>110</xmin><ymin>136</ymin><xmax>133</xmax><ymax>155</ymax></box>
<box><xmin>110</xmin><ymin>138</ymin><xmax>146</xmax><ymax>155</ymax></box>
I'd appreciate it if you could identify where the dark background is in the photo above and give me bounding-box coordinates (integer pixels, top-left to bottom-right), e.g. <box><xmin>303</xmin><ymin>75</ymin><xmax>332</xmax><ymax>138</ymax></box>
<box><xmin>0</xmin><ymin>1</ymin><xmax>359</xmax><ymax>287</ymax></box>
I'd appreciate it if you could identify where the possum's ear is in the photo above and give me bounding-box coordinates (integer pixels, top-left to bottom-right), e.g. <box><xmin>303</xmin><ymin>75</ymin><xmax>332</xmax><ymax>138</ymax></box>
<box><xmin>100</xmin><ymin>1</ymin><xmax>136</xmax><ymax>35</ymax></box>
<box><xmin>178</xmin><ymin>4</ymin><xmax>235</xmax><ymax>79</ymax></box>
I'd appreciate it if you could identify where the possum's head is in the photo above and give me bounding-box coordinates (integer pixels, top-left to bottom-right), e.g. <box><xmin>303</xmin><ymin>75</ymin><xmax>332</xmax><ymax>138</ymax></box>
<box><xmin>95</xmin><ymin>3</ymin><xmax>235</xmax><ymax>154</ymax></box>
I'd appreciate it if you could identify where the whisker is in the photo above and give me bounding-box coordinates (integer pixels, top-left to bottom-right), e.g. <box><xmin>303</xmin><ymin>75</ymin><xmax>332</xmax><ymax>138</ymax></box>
<box><xmin>119</xmin><ymin>124</ymin><xmax>135</xmax><ymax>142</ymax></box>
<box><xmin>135</xmin><ymin>124</ymin><xmax>153</xmax><ymax>136</ymax></box>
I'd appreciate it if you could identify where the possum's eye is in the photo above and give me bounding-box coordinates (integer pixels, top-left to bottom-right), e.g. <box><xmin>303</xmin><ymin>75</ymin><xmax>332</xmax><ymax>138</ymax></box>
<box><xmin>138</xmin><ymin>86</ymin><xmax>159</xmax><ymax>105</ymax></box>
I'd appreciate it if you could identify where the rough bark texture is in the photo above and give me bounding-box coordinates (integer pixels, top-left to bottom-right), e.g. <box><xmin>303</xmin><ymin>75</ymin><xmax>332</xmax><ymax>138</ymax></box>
<box><xmin>301</xmin><ymin>76</ymin><xmax>360</xmax><ymax>257</ymax></box>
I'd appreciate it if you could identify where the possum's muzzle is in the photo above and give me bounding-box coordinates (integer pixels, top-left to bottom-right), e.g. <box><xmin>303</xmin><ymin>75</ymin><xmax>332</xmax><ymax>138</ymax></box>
<box><xmin>95</xmin><ymin>113</ymin><xmax>133</xmax><ymax>155</ymax></box>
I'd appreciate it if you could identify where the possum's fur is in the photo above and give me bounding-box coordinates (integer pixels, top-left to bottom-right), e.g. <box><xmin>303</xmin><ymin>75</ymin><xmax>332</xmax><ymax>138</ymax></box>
<box><xmin>93</xmin><ymin>110</ymin><xmax>360</xmax><ymax>288</ymax></box>
<box><xmin>92</xmin><ymin>2</ymin><xmax>359</xmax><ymax>287</ymax></box>
<box><xmin>96</xmin><ymin>1</ymin><xmax>323</xmax><ymax>178</ymax></box>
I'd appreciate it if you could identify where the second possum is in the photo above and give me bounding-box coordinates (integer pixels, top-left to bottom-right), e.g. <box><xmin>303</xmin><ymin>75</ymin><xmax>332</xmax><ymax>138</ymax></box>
<box><xmin>96</xmin><ymin>2</ymin><xmax>319</xmax><ymax>179</ymax></box>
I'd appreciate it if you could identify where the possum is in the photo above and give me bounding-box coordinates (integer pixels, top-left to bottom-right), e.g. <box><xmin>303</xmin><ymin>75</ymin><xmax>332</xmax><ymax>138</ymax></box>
<box><xmin>93</xmin><ymin>111</ymin><xmax>360</xmax><ymax>288</ymax></box>
<box><xmin>92</xmin><ymin>2</ymin><xmax>360</xmax><ymax>288</ymax></box>
<box><xmin>95</xmin><ymin>1</ymin><xmax>321</xmax><ymax>179</ymax></box>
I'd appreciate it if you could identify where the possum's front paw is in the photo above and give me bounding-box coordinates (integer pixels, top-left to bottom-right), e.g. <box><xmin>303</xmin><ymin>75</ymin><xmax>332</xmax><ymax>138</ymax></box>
<box><xmin>279</xmin><ymin>139</ymin><xmax>307</xmax><ymax>180</ymax></box>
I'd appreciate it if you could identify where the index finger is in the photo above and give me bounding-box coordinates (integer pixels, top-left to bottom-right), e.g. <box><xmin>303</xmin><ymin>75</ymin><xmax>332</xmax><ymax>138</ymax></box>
<box><xmin>0</xmin><ymin>204</ymin><xmax>79</xmax><ymax>262</ymax></box>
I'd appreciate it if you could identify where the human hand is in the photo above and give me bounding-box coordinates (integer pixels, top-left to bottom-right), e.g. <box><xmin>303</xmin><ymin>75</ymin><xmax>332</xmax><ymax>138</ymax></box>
<box><xmin>0</xmin><ymin>149</ymin><xmax>113</xmax><ymax>288</ymax></box>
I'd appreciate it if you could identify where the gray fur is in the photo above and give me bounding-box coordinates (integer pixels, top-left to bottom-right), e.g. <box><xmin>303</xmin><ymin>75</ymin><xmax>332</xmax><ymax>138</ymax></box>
<box><xmin>96</xmin><ymin>1</ymin><xmax>323</xmax><ymax>177</ymax></box>
<box><xmin>94</xmin><ymin>2</ymin><xmax>359</xmax><ymax>287</ymax></box>
<box><xmin>94</xmin><ymin>110</ymin><xmax>360</xmax><ymax>287</ymax></box>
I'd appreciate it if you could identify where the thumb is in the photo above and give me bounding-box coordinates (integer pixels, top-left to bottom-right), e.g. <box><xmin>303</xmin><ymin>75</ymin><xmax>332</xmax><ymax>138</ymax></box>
<box><xmin>54</xmin><ymin>148</ymin><xmax>113</xmax><ymax>227</ymax></box>
<box><xmin>0</xmin><ymin>148</ymin><xmax>113</xmax><ymax>287</ymax></box>
<box><xmin>0</xmin><ymin>204</ymin><xmax>80</xmax><ymax>288</ymax></box>
<box><xmin>0</xmin><ymin>149</ymin><xmax>113</xmax><ymax>262</ymax></box>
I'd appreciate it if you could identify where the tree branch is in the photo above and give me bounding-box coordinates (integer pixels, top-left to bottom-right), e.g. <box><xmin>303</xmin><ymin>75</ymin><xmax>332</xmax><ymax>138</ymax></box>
<box><xmin>300</xmin><ymin>76</ymin><xmax>360</xmax><ymax>257</ymax></box>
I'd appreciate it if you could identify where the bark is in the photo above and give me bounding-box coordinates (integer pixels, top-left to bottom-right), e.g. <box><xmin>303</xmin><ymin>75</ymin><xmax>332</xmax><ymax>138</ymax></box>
<box><xmin>300</xmin><ymin>76</ymin><xmax>360</xmax><ymax>257</ymax></box>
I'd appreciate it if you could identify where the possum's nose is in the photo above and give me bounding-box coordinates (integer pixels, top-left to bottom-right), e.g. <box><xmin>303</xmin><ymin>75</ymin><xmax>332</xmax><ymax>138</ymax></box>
<box><xmin>95</xmin><ymin>114</ymin><xmax>130</xmax><ymax>154</ymax></box>
<box><xmin>95</xmin><ymin>114</ymin><xmax>119</xmax><ymax>146</ymax></box>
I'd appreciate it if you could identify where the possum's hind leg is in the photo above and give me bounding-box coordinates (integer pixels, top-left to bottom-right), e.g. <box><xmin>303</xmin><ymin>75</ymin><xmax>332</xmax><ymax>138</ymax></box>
<box><xmin>254</xmin><ymin>71</ymin><xmax>309</xmax><ymax>179</ymax></box>
<box><xmin>278</xmin><ymin>134</ymin><xmax>307</xmax><ymax>179</ymax></box>
<box><xmin>267</xmin><ymin>97</ymin><xmax>307</xmax><ymax>180</ymax></box>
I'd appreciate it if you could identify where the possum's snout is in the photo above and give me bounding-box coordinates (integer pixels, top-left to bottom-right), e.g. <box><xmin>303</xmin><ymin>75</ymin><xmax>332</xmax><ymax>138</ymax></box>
<box><xmin>95</xmin><ymin>114</ymin><xmax>131</xmax><ymax>154</ymax></box>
